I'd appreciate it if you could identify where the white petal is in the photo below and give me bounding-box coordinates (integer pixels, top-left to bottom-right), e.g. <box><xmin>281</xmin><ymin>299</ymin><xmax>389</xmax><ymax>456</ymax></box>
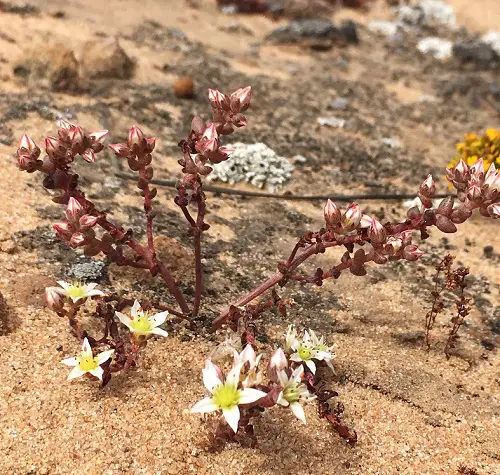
<box><xmin>290</xmin><ymin>354</ymin><xmax>302</xmax><ymax>363</ymax></box>
<box><xmin>239</xmin><ymin>388</ymin><xmax>266</xmax><ymax>405</ymax></box>
<box><xmin>70</xmin><ymin>296</ymin><xmax>82</xmax><ymax>303</ymax></box>
<box><xmin>191</xmin><ymin>397</ymin><xmax>219</xmax><ymax>413</ymax></box>
<box><xmin>276</xmin><ymin>393</ymin><xmax>289</xmax><ymax>407</ymax></box>
<box><xmin>240</xmin><ymin>344</ymin><xmax>256</xmax><ymax>364</ymax></box>
<box><xmin>89</xmin><ymin>366</ymin><xmax>104</xmax><ymax>380</ymax></box>
<box><xmin>150</xmin><ymin>327</ymin><xmax>169</xmax><ymax>337</ymax></box>
<box><xmin>150</xmin><ymin>311</ymin><xmax>168</xmax><ymax>327</ymax></box>
<box><xmin>222</xmin><ymin>405</ymin><xmax>240</xmax><ymax>433</ymax></box>
<box><xmin>203</xmin><ymin>362</ymin><xmax>223</xmax><ymax>392</ymax></box>
<box><xmin>67</xmin><ymin>366</ymin><xmax>86</xmax><ymax>381</ymax></box>
<box><xmin>131</xmin><ymin>300</ymin><xmax>142</xmax><ymax>317</ymax></box>
<box><xmin>51</xmin><ymin>287</ymin><xmax>66</xmax><ymax>296</ymax></box>
<box><xmin>278</xmin><ymin>370</ymin><xmax>289</xmax><ymax>387</ymax></box>
<box><xmin>84</xmin><ymin>283</ymin><xmax>99</xmax><ymax>291</ymax></box>
<box><xmin>82</xmin><ymin>338</ymin><xmax>92</xmax><ymax>357</ymax></box>
<box><xmin>303</xmin><ymin>330</ymin><xmax>311</xmax><ymax>343</ymax></box>
<box><xmin>291</xmin><ymin>365</ymin><xmax>304</xmax><ymax>383</ymax></box>
<box><xmin>96</xmin><ymin>349</ymin><xmax>114</xmax><ymax>365</ymax></box>
<box><xmin>226</xmin><ymin>363</ymin><xmax>243</xmax><ymax>386</ymax></box>
<box><xmin>290</xmin><ymin>402</ymin><xmax>306</xmax><ymax>424</ymax></box>
<box><xmin>61</xmin><ymin>357</ymin><xmax>77</xmax><ymax>367</ymax></box>
<box><xmin>86</xmin><ymin>290</ymin><xmax>104</xmax><ymax>298</ymax></box>
<box><xmin>305</xmin><ymin>359</ymin><xmax>316</xmax><ymax>374</ymax></box>
<box><xmin>115</xmin><ymin>311</ymin><xmax>133</xmax><ymax>329</ymax></box>
<box><xmin>325</xmin><ymin>359</ymin><xmax>335</xmax><ymax>373</ymax></box>
<box><xmin>57</xmin><ymin>281</ymin><xmax>70</xmax><ymax>291</ymax></box>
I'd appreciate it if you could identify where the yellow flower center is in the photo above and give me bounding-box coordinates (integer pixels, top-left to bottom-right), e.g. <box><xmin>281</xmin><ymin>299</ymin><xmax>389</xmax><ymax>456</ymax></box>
<box><xmin>212</xmin><ymin>384</ymin><xmax>240</xmax><ymax>409</ymax></box>
<box><xmin>66</xmin><ymin>283</ymin><xmax>87</xmax><ymax>300</ymax></box>
<box><xmin>298</xmin><ymin>344</ymin><xmax>313</xmax><ymax>361</ymax></box>
<box><xmin>283</xmin><ymin>385</ymin><xmax>300</xmax><ymax>404</ymax></box>
<box><xmin>77</xmin><ymin>354</ymin><xmax>98</xmax><ymax>371</ymax></box>
<box><xmin>130</xmin><ymin>315</ymin><xmax>153</xmax><ymax>334</ymax></box>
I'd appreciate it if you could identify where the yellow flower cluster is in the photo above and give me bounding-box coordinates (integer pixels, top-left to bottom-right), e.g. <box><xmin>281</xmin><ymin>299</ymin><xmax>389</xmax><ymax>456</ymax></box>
<box><xmin>448</xmin><ymin>128</ymin><xmax>500</xmax><ymax>170</ymax></box>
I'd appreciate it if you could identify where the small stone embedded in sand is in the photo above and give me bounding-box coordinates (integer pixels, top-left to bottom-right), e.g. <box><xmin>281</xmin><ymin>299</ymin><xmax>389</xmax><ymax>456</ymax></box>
<box><xmin>173</xmin><ymin>76</ymin><xmax>195</xmax><ymax>98</ymax></box>
<box><xmin>481</xmin><ymin>31</ymin><xmax>500</xmax><ymax>56</ymax></box>
<box><xmin>13</xmin><ymin>44</ymin><xmax>79</xmax><ymax>91</ymax></box>
<box><xmin>452</xmin><ymin>40</ymin><xmax>500</xmax><ymax>68</ymax></box>
<box><xmin>317</xmin><ymin>116</ymin><xmax>346</xmax><ymax>128</ymax></box>
<box><xmin>368</xmin><ymin>20</ymin><xmax>400</xmax><ymax>37</ymax></box>
<box><xmin>398</xmin><ymin>0</ymin><xmax>456</xmax><ymax>27</ymax></box>
<box><xmin>80</xmin><ymin>38</ymin><xmax>135</xmax><ymax>80</ymax></box>
<box><xmin>207</xmin><ymin>142</ymin><xmax>294</xmax><ymax>191</ymax></box>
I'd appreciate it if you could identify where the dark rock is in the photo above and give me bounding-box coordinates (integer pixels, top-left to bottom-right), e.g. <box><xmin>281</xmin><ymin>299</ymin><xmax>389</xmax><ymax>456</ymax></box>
<box><xmin>267</xmin><ymin>19</ymin><xmax>345</xmax><ymax>45</ymax></box>
<box><xmin>340</xmin><ymin>20</ymin><xmax>359</xmax><ymax>45</ymax></box>
<box><xmin>481</xmin><ymin>339</ymin><xmax>495</xmax><ymax>351</ymax></box>
<box><xmin>452</xmin><ymin>40</ymin><xmax>500</xmax><ymax>69</ymax></box>
<box><xmin>66</xmin><ymin>257</ymin><xmax>107</xmax><ymax>282</ymax></box>
<box><xmin>483</xmin><ymin>245</ymin><xmax>494</xmax><ymax>258</ymax></box>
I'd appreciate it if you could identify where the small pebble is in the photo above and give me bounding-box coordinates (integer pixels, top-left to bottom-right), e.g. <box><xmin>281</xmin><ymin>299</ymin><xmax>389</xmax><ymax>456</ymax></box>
<box><xmin>173</xmin><ymin>76</ymin><xmax>195</xmax><ymax>98</ymax></box>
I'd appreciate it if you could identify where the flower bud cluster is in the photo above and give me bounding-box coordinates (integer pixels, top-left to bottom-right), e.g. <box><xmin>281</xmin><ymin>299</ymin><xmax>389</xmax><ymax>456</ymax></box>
<box><xmin>53</xmin><ymin>197</ymin><xmax>100</xmax><ymax>251</ymax></box>
<box><xmin>109</xmin><ymin>125</ymin><xmax>156</xmax><ymax>175</ymax></box>
<box><xmin>208</xmin><ymin>86</ymin><xmax>252</xmax><ymax>135</ymax></box>
<box><xmin>324</xmin><ymin>200</ymin><xmax>364</xmax><ymax>233</ymax></box>
<box><xmin>17</xmin><ymin>120</ymin><xmax>108</xmax><ymax>174</ymax></box>
<box><xmin>446</xmin><ymin>158</ymin><xmax>500</xmax><ymax>219</ymax></box>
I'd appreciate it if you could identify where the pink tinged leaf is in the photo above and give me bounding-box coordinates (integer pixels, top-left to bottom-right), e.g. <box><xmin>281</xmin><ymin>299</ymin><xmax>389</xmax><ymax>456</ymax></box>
<box><xmin>359</xmin><ymin>214</ymin><xmax>373</xmax><ymax>228</ymax></box>
<box><xmin>69</xmin><ymin>232</ymin><xmax>85</xmax><ymax>248</ymax></box>
<box><xmin>82</xmin><ymin>149</ymin><xmax>96</xmax><ymax>163</ymax></box>
<box><xmin>342</xmin><ymin>203</ymin><xmax>361</xmax><ymax>231</ymax></box>
<box><xmin>128</xmin><ymin>125</ymin><xmax>144</xmax><ymax>148</ymax></box>
<box><xmin>19</xmin><ymin>134</ymin><xmax>38</xmax><ymax>153</ymax></box>
<box><xmin>454</xmin><ymin>159</ymin><xmax>468</xmax><ymax>181</ymax></box>
<box><xmin>450</xmin><ymin>205</ymin><xmax>472</xmax><ymax>224</ymax></box>
<box><xmin>109</xmin><ymin>143</ymin><xmax>131</xmax><ymax>157</ymax></box>
<box><xmin>469</xmin><ymin>158</ymin><xmax>484</xmax><ymax>177</ymax></box>
<box><xmin>466</xmin><ymin>185</ymin><xmax>482</xmax><ymax>201</ymax></box>
<box><xmin>45</xmin><ymin>136</ymin><xmax>64</xmax><ymax>156</ymax></box>
<box><xmin>145</xmin><ymin>136</ymin><xmax>156</xmax><ymax>153</ymax></box>
<box><xmin>435</xmin><ymin>215</ymin><xmax>457</xmax><ymax>233</ymax></box>
<box><xmin>66</xmin><ymin>197</ymin><xmax>84</xmax><ymax>222</ymax></box>
<box><xmin>487</xmin><ymin>203</ymin><xmax>500</xmax><ymax>218</ymax></box>
<box><xmin>222</xmin><ymin>406</ymin><xmax>240</xmax><ymax>433</ymax></box>
<box><xmin>89</xmin><ymin>130</ymin><xmax>109</xmax><ymax>144</ymax></box>
<box><xmin>402</xmin><ymin>244</ymin><xmax>424</xmax><ymax>261</ymax></box>
<box><xmin>79</xmin><ymin>214</ymin><xmax>99</xmax><ymax>229</ymax></box>
<box><xmin>57</xmin><ymin>119</ymin><xmax>76</xmax><ymax>131</ymax></box>
<box><xmin>436</xmin><ymin>195</ymin><xmax>454</xmax><ymax>217</ymax></box>
<box><xmin>53</xmin><ymin>222</ymin><xmax>73</xmax><ymax>240</ymax></box>
<box><xmin>208</xmin><ymin>89</ymin><xmax>227</xmax><ymax>107</ymax></box>
<box><xmin>239</xmin><ymin>344</ymin><xmax>257</xmax><ymax>365</ymax></box>
<box><xmin>267</xmin><ymin>348</ymin><xmax>288</xmax><ymax>381</ymax></box>
<box><xmin>68</xmin><ymin>126</ymin><xmax>85</xmax><ymax>145</ymax></box>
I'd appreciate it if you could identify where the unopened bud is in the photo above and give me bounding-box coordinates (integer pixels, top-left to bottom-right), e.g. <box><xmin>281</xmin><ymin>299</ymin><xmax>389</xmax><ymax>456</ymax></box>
<box><xmin>68</xmin><ymin>126</ymin><xmax>85</xmax><ymax>146</ymax></box>
<box><xmin>45</xmin><ymin>287</ymin><xmax>64</xmax><ymax>311</ymax></box>
<box><xmin>128</xmin><ymin>125</ymin><xmax>145</xmax><ymax>148</ymax></box>
<box><xmin>230</xmin><ymin>86</ymin><xmax>252</xmax><ymax>112</ymax></box>
<box><xmin>57</xmin><ymin>119</ymin><xmax>75</xmax><ymax>131</ymax></box>
<box><xmin>367</xmin><ymin>218</ymin><xmax>387</xmax><ymax>244</ymax></box>
<box><xmin>324</xmin><ymin>199</ymin><xmax>341</xmax><ymax>228</ymax></box>
<box><xmin>19</xmin><ymin>134</ymin><xmax>39</xmax><ymax>155</ymax></box>
<box><xmin>267</xmin><ymin>348</ymin><xmax>288</xmax><ymax>382</ymax></box>
<box><xmin>145</xmin><ymin>136</ymin><xmax>156</xmax><ymax>153</ymax></box>
<box><xmin>487</xmin><ymin>203</ymin><xmax>500</xmax><ymax>218</ymax></box>
<box><xmin>45</xmin><ymin>136</ymin><xmax>65</xmax><ymax>157</ymax></box>
<box><xmin>342</xmin><ymin>202</ymin><xmax>362</xmax><ymax>231</ymax></box>
<box><xmin>208</xmin><ymin>89</ymin><xmax>227</xmax><ymax>107</ymax></box>
<box><xmin>454</xmin><ymin>159</ymin><xmax>468</xmax><ymax>181</ymax></box>
<box><xmin>419</xmin><ymin>174</ymin><xmax>436</xmax><ymax>198</ymax></box>
<box><xmin>469</xmin><ymin>158</ymin><xmax>484</xmax><ymax>177</ymax></box>
<box><xmin>466</xmin><ymin>184</ymin><xmax>482</xmax><ymax>202</ymax></box>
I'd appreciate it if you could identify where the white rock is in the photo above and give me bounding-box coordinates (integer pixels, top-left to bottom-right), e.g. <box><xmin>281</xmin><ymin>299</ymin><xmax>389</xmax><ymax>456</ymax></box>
<box><xmin>317</xmin><ymin>116</ymin><xmax>346</xmax><ymax>128</ymax></box>
<box><xmin>481</xmin><ymin>31</ymin><xmax>500</xmax><ymax>56</ymax></box>
<box><xmin>417</xmin><ymin>37</ymin><xmax>453</xmax><ymax>60</ymax></box>
<box><xmin>368</xmin><ymin>20</ymin><xmax>399</xmax><ymax>37</ymax></box>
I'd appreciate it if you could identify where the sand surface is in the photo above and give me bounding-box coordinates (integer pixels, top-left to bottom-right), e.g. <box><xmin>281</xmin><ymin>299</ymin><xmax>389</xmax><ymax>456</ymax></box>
<box><xmin>0</xmin><ymin>1</ymin><xmax>499</xmax><ymax>474</ymax></box>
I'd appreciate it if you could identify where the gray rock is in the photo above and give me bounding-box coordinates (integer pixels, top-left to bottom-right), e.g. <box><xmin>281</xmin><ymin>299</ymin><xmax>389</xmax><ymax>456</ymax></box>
<box><xmin>267</xmin><ymin>19</ymin><xmax>344</xmax><ymax>44</ymax></box>
<box><xmin>452</xmin><ymin>40</ymin><xmax>500</xmax><ymax>69</ymax></box>
<box><xmin>328</xmin><ymin>98</ymin><xmax>349</xmax><ymax>110</ymax></box>
<box><xmin>67</xmin><ymin>257</ymin><xmax>107</xmax><ymax>282</ymax></box>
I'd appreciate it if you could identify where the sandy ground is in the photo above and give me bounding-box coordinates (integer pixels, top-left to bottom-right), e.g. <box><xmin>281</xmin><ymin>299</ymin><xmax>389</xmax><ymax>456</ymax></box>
<box><xmin>0</xmin><ymin>1</ymin><xmax>499</xmax><ymax>474</ymax></box>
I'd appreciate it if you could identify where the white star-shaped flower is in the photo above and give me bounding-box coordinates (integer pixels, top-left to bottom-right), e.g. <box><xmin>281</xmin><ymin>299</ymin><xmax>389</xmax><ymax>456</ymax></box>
<box><xmin>191</xmin><ymin>360</ymin><xmax>267</xmax><ymax>433</ymax></box>
<box><xmin>61</xmin><ymin>338</ymin><xmax>114</xmax><ymax>381</ymax></box>
<box><xmin>277</xmin><ymin>365</ymin><xmax>315</xmax><ymax>423</ymax></box>
<box><xmin>50</xmin><ymin>280</ymin><xmax>104</xmax><ymax>303</ymax></box>
<box><xmin>115</xmin><ymin>300</ymin><xmax>169</xmax><ymax>338</ymax></box>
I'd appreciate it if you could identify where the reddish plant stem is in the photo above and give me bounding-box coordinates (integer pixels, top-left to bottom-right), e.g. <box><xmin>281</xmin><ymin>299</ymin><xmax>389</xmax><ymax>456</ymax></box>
<box><xmin>140</xmin><ymin>169</ymin><xmax>156</xmax><ymax>255</ymax></box>
<box><xmin>192</xmin><ymin>199</ymin><xmax>206</xmax><ymax>318</ymax></box>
